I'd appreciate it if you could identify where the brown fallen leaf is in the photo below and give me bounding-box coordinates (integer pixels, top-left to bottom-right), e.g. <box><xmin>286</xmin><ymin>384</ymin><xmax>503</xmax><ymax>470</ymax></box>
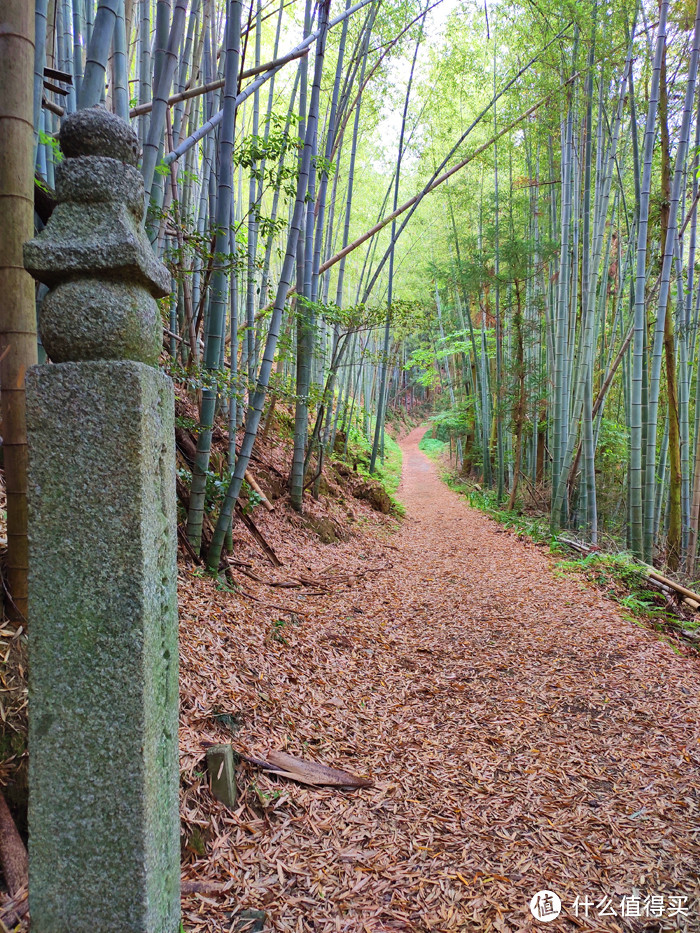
<box><xmin>181</xmin><ymin>880</ymin><xmax>228</xmax><ymax>896</ymax></box>
<box><xmin>176</xmin><ymin>421</ymin><xmax>700</xmax><ymax>933</ymax></box>
<box><xmin>240</xmin><ymin>748</ymin><xmax>372</xmax><ymax>788</ymax></box>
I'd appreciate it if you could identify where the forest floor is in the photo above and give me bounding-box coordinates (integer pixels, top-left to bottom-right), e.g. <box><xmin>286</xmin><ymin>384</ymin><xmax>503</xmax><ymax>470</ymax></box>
<box><xmin>180</xmin><ymin>424</ymin><xmax>700</xmax><ymax>933</ymax></box>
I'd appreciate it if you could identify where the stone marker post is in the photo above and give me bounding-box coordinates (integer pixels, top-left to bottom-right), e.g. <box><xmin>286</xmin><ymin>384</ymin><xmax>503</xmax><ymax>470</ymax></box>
<box><xmin>24</xmin><ymin>107</ymin><xmax>180</xmax><ymax>932</ymax></box>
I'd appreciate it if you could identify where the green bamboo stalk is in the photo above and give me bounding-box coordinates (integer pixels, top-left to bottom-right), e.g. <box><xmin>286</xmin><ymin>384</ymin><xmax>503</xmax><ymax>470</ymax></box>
<box><xmin>207</xmin><ymin>0</ymin><xmax>331</xmax><ymax>569</ymax></box>
<box><xmin>137</xmin><ymin>0</ymin><xmax>152</xmax><ymax>144</ymax></box>
<box><xmin>289</xmin><ymin>0</ymin><xmax>314</xmax><ymax>513</ymax></box>
<box><xmin>630</xmin><ymin>0</ymin><xmax>668</xmax><ymax>558</ymax></box>
<box><xmin>78</xmin><ymin>0</ymin><xmax>119</xmax><ymax>109</ymax></box>
<box><xmin>643</xmin><ymin>0</ymin><xmax>696</xmax><ymax>563</ymax></box>
<box><xmin>186</xmin><ymin>0</ymin><xmax>242</xmax><ymax>552</ymax></box>
<box><xmin>167</xmin><ymin>0</ymin><xmax>372</xmax><ymax>166</ymax></box>
<box><xmin>142</xmin><ymin>0</ymin><xmax>188</xmax><ymax>200</ymax></box>
<box><xmin>370</xmin><ymin>4</ymin><xmax>426</xmax><ymax>475</ymax></box>
<box><xmin>112</xmin><ymin>0</ymin><xmax>129</xmax><ymax>120</ymax></box>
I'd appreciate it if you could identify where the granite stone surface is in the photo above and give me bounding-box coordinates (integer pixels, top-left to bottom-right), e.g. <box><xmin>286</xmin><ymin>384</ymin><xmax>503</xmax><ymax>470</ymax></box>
<box><xmin>26</xmin><ymin>362</ymin><xmax>180</xmax><ymax>932</ymax></box>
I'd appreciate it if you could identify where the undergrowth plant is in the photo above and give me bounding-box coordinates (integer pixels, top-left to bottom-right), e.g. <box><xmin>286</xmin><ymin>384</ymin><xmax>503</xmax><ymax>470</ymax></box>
<box><xmin>343</xmin><ymin>417</ymin><xmax>405</xmax><ymax>516</ymax></box>
<box><xmin>553</xmin><ymin>552</ymin><xmax>700</xmax><ymax>645</ymax></box>
<box><xmin>418</xmin><ymin>433</ymin><xmax>446</xmax><ymax>458</ymax></box>
<box><xmin>425</xmin><ymin>426</ymin><xmax>699</xmax><ymax>646</ymax></box>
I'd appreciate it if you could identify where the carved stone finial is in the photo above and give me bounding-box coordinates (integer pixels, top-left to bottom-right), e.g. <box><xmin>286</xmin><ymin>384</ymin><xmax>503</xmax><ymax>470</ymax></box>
<box><xmin>59</xmin><ymin>106</ymin><xmax>141</xmax><ymax>164</ymax></box>
<box><xmin>24</xmin><ymin>106</ymin><xmax>170</xmax><ymax>365</ymax></box>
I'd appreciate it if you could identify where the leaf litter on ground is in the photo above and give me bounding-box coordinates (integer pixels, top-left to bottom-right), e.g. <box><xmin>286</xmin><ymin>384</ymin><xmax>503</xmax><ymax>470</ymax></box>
<box><xmin>173</xmin><ymin>426</ymin><xmax>700</xmax><ymax>932</ymax></box>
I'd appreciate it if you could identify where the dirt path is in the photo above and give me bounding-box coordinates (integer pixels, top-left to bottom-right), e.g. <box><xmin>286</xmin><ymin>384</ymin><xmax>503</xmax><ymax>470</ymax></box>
<box><xmin>182</xmin><ymin>425</ymin><xmax>700</xmax><ymax>933</ymax></box>
<box><xmin>391</xmin><ymin>425</ymin><xmax>700</xmax><ymax>931</ymax></box>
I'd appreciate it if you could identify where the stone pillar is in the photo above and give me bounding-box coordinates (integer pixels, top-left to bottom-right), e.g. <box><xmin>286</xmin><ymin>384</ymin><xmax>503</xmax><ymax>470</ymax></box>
<box><xmin>23</xmin><ymin>108</ymin><xmax>180</xmax><ymax>932</ymax></box>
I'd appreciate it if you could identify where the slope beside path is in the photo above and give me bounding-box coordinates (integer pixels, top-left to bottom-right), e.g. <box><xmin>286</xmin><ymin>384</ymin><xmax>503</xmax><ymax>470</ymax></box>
<box><xmin>181</xmin><ymin>424</ymin><xmax>700</xmax><ymax>932</ymax></box>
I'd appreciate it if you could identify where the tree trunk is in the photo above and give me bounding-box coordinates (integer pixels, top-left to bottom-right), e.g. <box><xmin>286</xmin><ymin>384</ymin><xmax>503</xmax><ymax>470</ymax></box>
<box><xmin>0</xmin><ymin>790</ymin><xmax>27</xmax><ymax>896</ymax></box>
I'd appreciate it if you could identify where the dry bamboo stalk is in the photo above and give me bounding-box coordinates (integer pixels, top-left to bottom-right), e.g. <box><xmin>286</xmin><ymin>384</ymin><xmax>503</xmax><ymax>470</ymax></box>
<box><xmin>244</xmin><ymin>471</ymin><xmax>274</xmax><ymax>511</ymax></box>
<box><xmin>646</xmin><ymin>570</ymin><xmax>700</xmax><ymax>606</ymax></box>
<box><xmin>129</xmin><ymin>49</ymin><xmax>309</xmax><ymax>117</ymax></box>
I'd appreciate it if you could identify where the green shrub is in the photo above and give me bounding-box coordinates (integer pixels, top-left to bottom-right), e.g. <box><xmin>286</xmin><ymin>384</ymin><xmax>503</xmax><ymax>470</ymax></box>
<box><xmin>419</xmin><ymin>429</ymin><xmax>447</xmax><ymax>459</ymax></box>
<box><xmin>342</xmin><ymin>416</ymin><xmax>405</xmax><ymax>515</ymax></box>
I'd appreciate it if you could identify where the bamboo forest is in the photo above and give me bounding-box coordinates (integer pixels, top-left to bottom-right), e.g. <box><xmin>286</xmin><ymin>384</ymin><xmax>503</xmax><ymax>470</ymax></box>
<box><xmin>1</xmin><ymin>0</ymin><xmax>700</xmax><ymax>929</ymax></box>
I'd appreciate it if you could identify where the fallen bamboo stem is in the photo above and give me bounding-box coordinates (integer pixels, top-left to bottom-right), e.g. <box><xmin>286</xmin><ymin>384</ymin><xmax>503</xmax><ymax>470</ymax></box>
<box><xmin>645</xmin><ymin>569</ymin><xmax>700</xmax><ymax>605</ymax></box>
<box><xmin>129</xmin><ymin>49</ymin><xmax>309</xmax><ymax>117</ymax></box>
<box><xmin>235</xmin><ymin>504</ymin><xmax>282</xmax><ymax>567</ymax></box>
<box><xmin>0</xmin><ymin>887</ymin><xmax>28</xmax><ymax>928</ymax></box>
<box><xmin>244</xmin><ymin>471</ymin><xmax>274</xmax><ymax>511</ymax></box>
<box><xmin>181</xmin><ymin>879</ymin><xmax>228</xmax><ymax>895</ymax></box>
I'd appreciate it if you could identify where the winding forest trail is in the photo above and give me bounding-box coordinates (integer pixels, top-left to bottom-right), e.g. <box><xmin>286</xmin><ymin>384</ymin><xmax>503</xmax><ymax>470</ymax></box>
<box><xmin>386</xmin><ymin>425</ymin><xmax>700</xmax><ymax>930</ymax></box>
<box><xmin>182</xmin><ymin>424</ymin><xmax>700</xmax><ymax>933</ymax></box>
